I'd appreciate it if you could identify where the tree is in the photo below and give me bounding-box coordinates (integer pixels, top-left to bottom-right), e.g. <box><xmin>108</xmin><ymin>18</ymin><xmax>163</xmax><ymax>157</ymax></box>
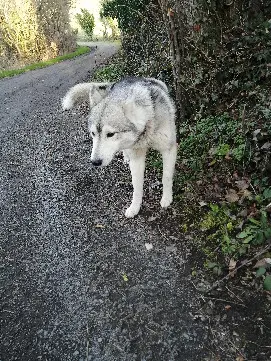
<box><xmin>75</xmin><ymin>8</ymin><xmax>95</xmax><ymax>39</ymax></box>
<box><xmin>0</xmin><ymin>0</ymin><xmax>76</xmax><ymax>69</ymax></box>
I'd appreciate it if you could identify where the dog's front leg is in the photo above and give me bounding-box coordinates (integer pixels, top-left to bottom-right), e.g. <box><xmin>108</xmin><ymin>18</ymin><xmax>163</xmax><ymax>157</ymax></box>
<box><xmin>125</xmin><ymin>149</ymin><xmax>146</xmax><ymax>218</ymax></box>
<box><xmin>160</xmin><ymin>143</ymin><xmax>177</xmax><ymax>208</ymax></box>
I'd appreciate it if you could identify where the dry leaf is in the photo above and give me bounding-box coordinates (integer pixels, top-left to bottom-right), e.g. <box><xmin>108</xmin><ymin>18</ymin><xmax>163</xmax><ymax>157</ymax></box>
<box><xmin>96</xmin><ymin>224</ymin><xmax>105</xmax><ymax>228</ymax></box>
<box><xmin>252</xmin><ymin>128</ymin><xmax>261</xmax><ymax>140</ymax></box>
<box><xmin>235</xmin><ymin>180</ymin><xmax>249</xmax><ymax>190</ymax></box>
<box><xmin>225</xmin><ymin>153</ymin><xmax>232</xmax><ymax>160</ymax></box>
<box><xmin>242</xmin><ymin>189</ymin><xmax>251</xmax><ymax>198</ymax></box>
<box><xmin>199</xmin><ymin>201</ymin><xmax>207</xmax><ymax>207</ymax></box>
<box><xmin>233</xmin><ymin>171</ymin><xmax>239</xmax><ymax>179</ymax></box>
<box><xmin>145</xmin><ymin>243</ymin><xmax>153</xmax><ymax>251</ymax></box>
<box><xmin>254</xmin><ymin>258</ymin><xmax>271</xmax><ymax>268</ymax></box>
<box><xmin>225</xmin><ymin>189</ymin><xmax>239</xmax><ymax>203</ymax></box>
<box><xmin>229</xmin><ymin>259</ymin><xmax>237</xmax><ymax>270</ymax></box>
<box><xmin>229</xmin><ymin>259</ymin><xmax>237</xmax><ymax>277</ymax></box>
<box><xmin>261</xmin><ymin>142</ymin><xmax>271</xmax><ymax>150</ymax></box>
<box><xmin>225</xmin><ymin>305</ymin><xmax>232</xmax><ymax>311</ymax></box>
<box><xmin>236</xmin><ymin>355</ymin><xmax>245</xmax><ymax>361</ymax></box>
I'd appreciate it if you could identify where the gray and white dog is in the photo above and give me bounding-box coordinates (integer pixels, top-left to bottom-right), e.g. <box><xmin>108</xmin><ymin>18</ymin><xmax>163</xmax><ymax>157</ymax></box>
<box><xmin>62</xmin><ymin>77</ymin><xmax>177</xmax><ymax>218</ymax></box>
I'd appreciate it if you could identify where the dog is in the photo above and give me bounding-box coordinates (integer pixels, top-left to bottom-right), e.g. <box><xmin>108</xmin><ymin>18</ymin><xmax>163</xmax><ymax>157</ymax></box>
<box><xmin>62</xmin><ymin>77</ymin><xmax>177</xmax><ymax>218</ymax></box>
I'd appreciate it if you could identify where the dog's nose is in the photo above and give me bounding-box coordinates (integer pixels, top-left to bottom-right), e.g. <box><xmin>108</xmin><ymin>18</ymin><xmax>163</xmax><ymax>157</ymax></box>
<box><xmin>91</xmin><ymin>159</ymin><xmax>103</xmax><ymax>167</ymax></box>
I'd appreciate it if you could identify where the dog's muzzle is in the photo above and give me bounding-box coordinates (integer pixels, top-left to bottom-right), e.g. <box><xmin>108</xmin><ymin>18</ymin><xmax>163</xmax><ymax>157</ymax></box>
<box><xmin>91</xmin><ymin>159</ymin><xmax>103</xmax><ymax>167</ymax></box>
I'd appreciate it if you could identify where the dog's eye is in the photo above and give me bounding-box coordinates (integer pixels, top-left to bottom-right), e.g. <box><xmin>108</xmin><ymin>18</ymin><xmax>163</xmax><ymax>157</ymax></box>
<box><xmin>107</xmin><ymin>132</ymin><xmax>115</xmax><ymax>138</ymax></box>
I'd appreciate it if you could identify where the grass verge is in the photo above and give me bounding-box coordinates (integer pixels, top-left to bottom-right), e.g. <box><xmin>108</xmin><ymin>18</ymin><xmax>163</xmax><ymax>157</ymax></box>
<box><xmin>0</xmin><ymin>46</ymin><xmax>91</xmax><ymax>79</ymax></box>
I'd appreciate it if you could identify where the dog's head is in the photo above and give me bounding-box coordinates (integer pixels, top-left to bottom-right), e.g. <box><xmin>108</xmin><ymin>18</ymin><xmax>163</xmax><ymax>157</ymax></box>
<box><xmin>62</xmin><ymin>82</ymin><xmax>152</xmax><ymax>167</ymax></box>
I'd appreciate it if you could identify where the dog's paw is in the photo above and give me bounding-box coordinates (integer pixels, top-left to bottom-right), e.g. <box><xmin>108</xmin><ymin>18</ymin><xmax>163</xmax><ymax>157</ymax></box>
<box><xmin>160</xmin><ymin>195</ymin><xmax>173</xmax><ymax>208</ymax></box>
<box><xmin>125</xmin><ymin>204</ymin><xmax>140</xmax><ymax>218</ymax></box>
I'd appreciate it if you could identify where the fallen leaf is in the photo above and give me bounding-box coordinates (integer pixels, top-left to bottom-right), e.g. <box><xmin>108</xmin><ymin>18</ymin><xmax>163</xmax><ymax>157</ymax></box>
<box><xmin>209</xmin><ymin>159</ymin><xmax>216</xmax><ymax>166</ymax></box>
<box><xmin>225</xmin><ymin>305</ymin><xmax>231</xmax><ymax>311</ymax></box>
<box><xmin>229</xmin><ymin>259</ymin><xmax>237</xmax><ymax>277</ymax></box>
<box><xmin>199</xmin><ymin>201</ymin><xmax>207</xmax><ymax>207</ymax></box>
<box><xmin>225</xmin><ymin>189</ymin><xmax>239</xmax><ymax>203</ymax></box>
<box><xmin>167</xmin><ymin>8</ymin><xmax>174</xmax><ymax>17</ymax></box>
<box><xmin>235</xmin><ymin>180</ymin><xmax>249</xmax><ymax>190</ymax></box>
<box><xmin>225</xmin><ymin>153</ymin><xmax>232</xmax><ymax>160</ymax></box>
<box><xmin>122</xmin><ymin>274</ymin><xmax>128</xmax><ymax>282</ymax></box>
<box><xmin>254</xmin><ymin>258</ymin><xmax>271</xmax><ymax>268</ymax></box>
<box><xmin>95</xmin><ymin>224</ymin><xmax>105</xmax><ymax>228</ymax></box>
<box><xmin>261</xmin><ymin>142</ymin><xmax>271</xmax><ymax>150</ymax></box>
<box><xmin>145</xmin><ymin>243</ymin><xmax>153</xmax><ymax>251</ymax></box>
<box><xmin>238</xmin><ymin>208</ymin><xmax>248</xmax><ymax>218</ymax></box>
<box><xmin>252</xmin><ymin>128</ymin><xmax>262</xmax><ymax>140</ymax></box>
<box><xmin>242</xmin><ymin>189</ymin><xmax>252</xmax><ymax>198</ymax></box>
<box><xmin>236</xmin><ymin>355</ymin><xmax>245</xmax><ymax>361</ymax></box>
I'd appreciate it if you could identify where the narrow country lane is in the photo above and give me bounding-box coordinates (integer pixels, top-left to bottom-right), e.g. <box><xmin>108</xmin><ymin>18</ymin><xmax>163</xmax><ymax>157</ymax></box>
<box><xmin>0</xmin><ymin>44</ymin><xmax>210</xmax><ymax>361</ymax></box>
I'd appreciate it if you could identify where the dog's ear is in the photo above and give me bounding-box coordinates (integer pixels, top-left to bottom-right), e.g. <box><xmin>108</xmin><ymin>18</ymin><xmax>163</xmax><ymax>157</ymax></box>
<box><xmin>62</xmin><ymin>83</ymin><xmax>113</xmax><ymax>110</ymax></box>
<box><xmin>89</xmin><ymin>84</ymin><xmax>111</xmax><ymax>108</ymax></box>
<box><xmin>123</xmin><ymin>86</ymin><xmax>153</xmax><ymax>132</ymax></box>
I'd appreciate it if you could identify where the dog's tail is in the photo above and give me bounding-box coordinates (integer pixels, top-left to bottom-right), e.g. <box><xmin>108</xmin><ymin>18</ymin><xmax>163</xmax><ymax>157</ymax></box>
<box><xmin>62</xmin><ymin>82</ymin><xmax>112</xmax><ymax>110</ymax></box>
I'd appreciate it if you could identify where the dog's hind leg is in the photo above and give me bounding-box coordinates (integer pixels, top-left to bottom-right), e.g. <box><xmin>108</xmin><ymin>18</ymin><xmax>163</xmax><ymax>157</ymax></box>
<box><xmin>125</xmin><ymin>149</ymin><xmax>147</xmax><ymax>218</ymax></box>
<box><xmin>160</xmin><ymin>143</ymin><xmax>177</xmax><ymax>208</ymax></box>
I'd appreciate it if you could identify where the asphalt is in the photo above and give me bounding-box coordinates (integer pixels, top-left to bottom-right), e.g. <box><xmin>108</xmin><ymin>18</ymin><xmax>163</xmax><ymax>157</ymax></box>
<box><xmin>0</xmin><ymin>43</ymin><xmax>211</xmax><ymax>361</ymax></box>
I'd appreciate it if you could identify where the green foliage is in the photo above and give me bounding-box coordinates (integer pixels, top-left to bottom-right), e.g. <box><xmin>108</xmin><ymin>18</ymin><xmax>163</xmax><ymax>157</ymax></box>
<box><xmin>178</xmin><ymin>113</ymin><xmax>247</xmax><ymax>177</ymax></box>
<box><xmin>237</xmin><ymin>211</ymin><xmax>271</xmax><ymax>246</ymax></box>
<box><xmin>100</xmin><ymin>0</ymin><xmax>149</xmax><ymax>32</ymax></box>
<box><xmin>200</xmin><ymin>188</ymin><xmax>271</xmax><ymax>264</ymax></box>
<box><xmin>93</xmin><ymin>63</ymin><xmax>125</xmax><ymax>82</ymax></box>
<box><xmin>76</xmin><ymin>8</ymin><xmax>95</xmax><ymax>38</ymax></box>
<box><xmin>100</xmin><ymin>0</ymin><xmax>169</xmax><ymax>80</ymax></box>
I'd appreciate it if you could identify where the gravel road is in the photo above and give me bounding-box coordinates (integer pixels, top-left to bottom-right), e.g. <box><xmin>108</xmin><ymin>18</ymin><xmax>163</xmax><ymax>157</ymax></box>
<box><xmin>0</xmin><ymin>43</ymin><xmax>211</xmax><ymax>361</ymax></box>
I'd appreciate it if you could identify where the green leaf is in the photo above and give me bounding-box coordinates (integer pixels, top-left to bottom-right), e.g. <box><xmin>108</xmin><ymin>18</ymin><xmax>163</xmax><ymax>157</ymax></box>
<box><xmin>227</xmin><ymin>222</ymin><xmax>233</xmax><ymax>231</ymax></box>
<box><xmin>237</xmin><ymin>229</ymin><xmax>253</xmax><ymax>238</ymax></box>
<box><xmin>256</xmin><ymin>267</ymin><xmax>266</xmax><ymax>277</ymax></box>
<box><xmin>213</xmin><ymin>266</ymin><xmax>222</xmax><ymax>276</ymax></box>
<box><xmin>264</xmin><ymin>228</ymin><xmax>271</xmax><ymax>239</ymax></box>
<box><xmin>242</xmin><ymin>234</ymin><xmax>255</xmax><ymax>244</ymax></box>
<box><xmin>255</xmin><ymin>231</ymin><xmax>264</xmax><ymax>244</ymax></box>
<box><xmin>210</xmin><ymin>204</ymin><xmax>219</xmax><ymax>214</ymax></box>
<box><xmin>263</xmin><ymin>188</ymin><xmax>271</xmax><ymax>200</ymax></box>
<box><xmin>248</xmin><ymin>218</ymin><xmax>261</xmax><ymax>225</ymax></box>
<box><xmin>207</xmin><ymin>262</ymin><xmax>217</xmax><ymax>269</ymax></box>
<box><xmin>263</xmin><ymin>275</ymin><xmax>271</xmax><ymax>291</ymax></box>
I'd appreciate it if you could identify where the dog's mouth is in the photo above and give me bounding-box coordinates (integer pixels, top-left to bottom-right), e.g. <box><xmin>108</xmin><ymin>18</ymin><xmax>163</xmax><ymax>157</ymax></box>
<box><xmin>91</xmin><ymin>159</ymin><xmax>103</xmax><ymax>167</ymax></box>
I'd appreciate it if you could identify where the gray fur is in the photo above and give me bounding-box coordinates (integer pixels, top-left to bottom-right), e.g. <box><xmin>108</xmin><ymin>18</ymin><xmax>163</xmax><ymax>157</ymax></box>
<box><xmin>62</xmin><ymin>77</ymin><xmax>177</xmax><ymax>218</ymax></box>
